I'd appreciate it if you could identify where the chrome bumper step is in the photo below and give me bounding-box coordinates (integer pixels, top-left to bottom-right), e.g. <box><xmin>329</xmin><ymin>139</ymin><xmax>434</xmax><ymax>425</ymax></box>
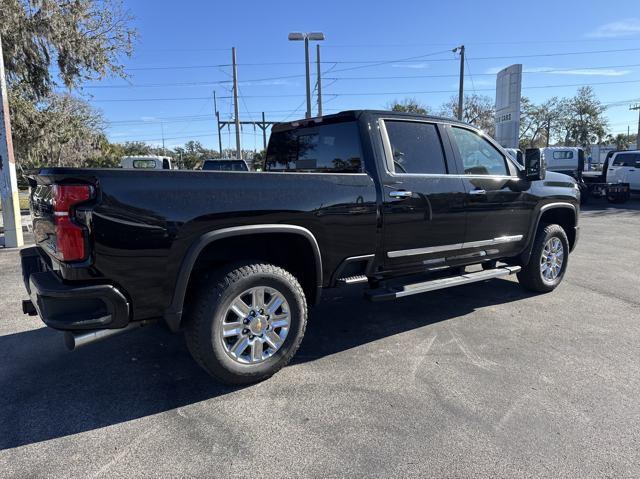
<box><xmin>364</xmin><ymin>266</ymin><xmax>521</xmax><ymax>302</ymax></box>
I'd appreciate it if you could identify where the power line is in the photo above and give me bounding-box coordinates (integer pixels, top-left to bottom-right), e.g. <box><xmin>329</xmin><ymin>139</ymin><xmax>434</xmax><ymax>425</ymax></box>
<box><xmin>92</xmin><ymin>78</ymin><xmax>640</xmax><ymax>102</ymax></box>
<box><xmin>80</xmin><ymin>62</ymin><xmax>640</xmax><ymax>90</ymax></box>
<box><xmin>330</xmin><ymin>63</ymin><xmax>640</xmax><ymax>81</ymax></box>
<box><xmin>119</xmin><ymin>47</ymin><xmax>640</xmax><ymax>72</ymax></box>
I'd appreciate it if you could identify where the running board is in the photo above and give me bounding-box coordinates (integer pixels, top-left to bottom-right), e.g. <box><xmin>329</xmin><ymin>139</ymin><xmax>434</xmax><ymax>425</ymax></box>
<box><xmin>336</xmin><ymin>275</ymin><xmax>368</xmax><ymax>285</ymax></box>
<box><xmin>364</xmin><ymin>266</ymin><xmax>521</xmax><ymax>302</ymax></box>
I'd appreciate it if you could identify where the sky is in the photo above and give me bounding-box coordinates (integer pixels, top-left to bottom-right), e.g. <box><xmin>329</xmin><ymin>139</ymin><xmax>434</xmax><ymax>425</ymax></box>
<box><xmin>85</xmin><ymin>0</ymin><xmax>640</xmax><ymax>151</ymax></box>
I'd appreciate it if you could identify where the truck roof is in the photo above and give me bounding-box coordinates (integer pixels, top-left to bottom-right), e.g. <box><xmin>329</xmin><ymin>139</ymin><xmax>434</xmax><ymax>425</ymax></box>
<box><xmin>271</xmin><ymin>109</ymin><xmax>469</xmax><ymax>133</ymax></box>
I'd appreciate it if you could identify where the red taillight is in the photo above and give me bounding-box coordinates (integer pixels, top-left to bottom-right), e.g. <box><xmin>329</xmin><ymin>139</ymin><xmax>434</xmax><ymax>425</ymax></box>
<box><xmin>52</xmin><ymin>185</ymin><xmax>93</xmax><ymax>261</ymax></box>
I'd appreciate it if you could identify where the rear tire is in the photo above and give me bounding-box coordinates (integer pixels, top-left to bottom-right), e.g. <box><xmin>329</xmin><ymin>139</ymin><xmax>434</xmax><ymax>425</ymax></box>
<box><xmin>517</xmin><ymin>224</ymin><xmax>569</xmax><ymax>293</ymax></box>
<box><xmin>184</xmin><ymin>262</ymin><xmax>307</xmax><ymax>385</ymax></box>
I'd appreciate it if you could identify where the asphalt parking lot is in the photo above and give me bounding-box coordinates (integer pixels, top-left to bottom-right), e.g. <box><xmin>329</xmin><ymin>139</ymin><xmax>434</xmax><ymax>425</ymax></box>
<box><xmin>1</xmin><ymin>199</ymin><xmax>639</xmax><ymax>478</ymax></box>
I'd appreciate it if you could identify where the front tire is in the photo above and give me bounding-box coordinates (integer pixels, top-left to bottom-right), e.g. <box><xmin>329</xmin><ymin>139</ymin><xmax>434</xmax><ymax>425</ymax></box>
<box><xmin>185</xmin><ymin>263</ymin><xmax>307</xmax><ymax>385</ymax></box>
<box><xmin>517</xmin><ymin>224</ymin><xmax>569</xmax><ymax>293</ymax></box>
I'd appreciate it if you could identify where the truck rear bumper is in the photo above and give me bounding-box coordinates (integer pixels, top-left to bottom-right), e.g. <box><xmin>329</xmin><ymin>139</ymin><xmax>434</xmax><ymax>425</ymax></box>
<box><xmin>20</xmin><ymin>247</ymin><xmax>130</xmax><ymax>331</ymax></box>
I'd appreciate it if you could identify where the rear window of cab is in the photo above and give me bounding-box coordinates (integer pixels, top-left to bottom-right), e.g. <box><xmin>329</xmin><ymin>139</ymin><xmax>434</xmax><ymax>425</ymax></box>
<box><xmin>266</xmin><ymin>121</ymin><xmax>363</xmax><ymax>173</ymax></box>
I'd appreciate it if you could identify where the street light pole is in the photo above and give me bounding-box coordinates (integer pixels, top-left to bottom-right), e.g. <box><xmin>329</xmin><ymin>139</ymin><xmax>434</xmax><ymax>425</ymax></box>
<box><xmin>316</xmin><ymin>44</ymin><xmax>323</xmax><ymax>117</ymax></box>
<box><xmin>232</xmin><ymin>47</ymin><xmax>241</xmax><ymax>160</ymax></box>
<box><xmin>288</xmin><ymin>32</ymin><xmax>325</xmax><ymax>119</ymax></box>
<box><xmin>304</xmin><ymin>36</ymin><xmax>311</xmax><ymax>119</ymax></box>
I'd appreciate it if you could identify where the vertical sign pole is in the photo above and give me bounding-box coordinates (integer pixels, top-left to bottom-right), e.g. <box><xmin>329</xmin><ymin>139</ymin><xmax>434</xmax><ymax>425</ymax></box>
<box><xmin>0</xmin><ymin>34</ymin><xmax>23</xmax><ymax>248</ymax></box>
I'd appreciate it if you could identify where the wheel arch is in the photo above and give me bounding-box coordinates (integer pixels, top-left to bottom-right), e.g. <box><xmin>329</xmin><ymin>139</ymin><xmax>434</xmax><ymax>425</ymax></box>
<box><xmin>164</xmin><ymin>224</ymin><xmax>323</xmax><ymax>331</ymax></box>
<box><xmin>520</xmin><ymin>202</ymin><xmax>578</xmax><ymax>265</ymax></box>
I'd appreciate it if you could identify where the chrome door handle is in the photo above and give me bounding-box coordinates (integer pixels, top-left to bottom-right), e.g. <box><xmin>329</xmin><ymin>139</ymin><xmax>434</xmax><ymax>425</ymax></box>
<box><xmin>469</xmin><ymin>189</ymin><xmax>486</xmax><ymax>195</ymax></box>
<box><xmin>389</xmin><ymin>190</ymin><xmax>412</xmax><ymax>198</ymax></box>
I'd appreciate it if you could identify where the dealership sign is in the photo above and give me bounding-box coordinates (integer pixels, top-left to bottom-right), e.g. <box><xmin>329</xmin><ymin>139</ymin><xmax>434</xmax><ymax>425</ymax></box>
<box><xmin>494</xmin><ymin>64</ymin><xmax>522</xmax><ymax>148</ymax></box>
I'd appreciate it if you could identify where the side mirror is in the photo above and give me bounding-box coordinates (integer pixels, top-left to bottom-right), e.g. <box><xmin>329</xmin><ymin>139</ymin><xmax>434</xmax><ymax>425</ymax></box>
<box><xmin>524</xmin><ymin>148</ymin><xmax>546</xmax><ymax>181</ymax></box>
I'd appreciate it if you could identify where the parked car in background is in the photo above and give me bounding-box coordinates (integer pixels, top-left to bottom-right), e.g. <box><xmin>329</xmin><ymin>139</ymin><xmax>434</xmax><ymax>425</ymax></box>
<box><xmin>121</xmin><ymin>155</ymin><xmax>173</xmax><ymax>170</ymax></box>
<box><xmin>22</xmin><ymin>110</ymin><xmax>581</xmax><ymax>385</ymax></box>
<box><xmin>202</xmin><ymin>159</ymin><xmax>249</xmax><ymax>171</ymax></box>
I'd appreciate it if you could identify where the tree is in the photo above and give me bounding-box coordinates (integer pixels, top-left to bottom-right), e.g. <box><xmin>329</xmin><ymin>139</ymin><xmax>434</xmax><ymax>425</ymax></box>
<box><xmin>1</xmin><ymin>0</ymin><xmax>136</xmax><ymax>98</ymax></box>
<box><xmin>605</xmin><ymin>133</ymin><xmax>634</xmax><ymax>150</ymax></box>
<box><xmin>1</xmin><ymin>0</ymin><xmax>137</xmax><ymax>170</ymax></box>
<box><xmin>439</xmin><ymin>94</ymin><xmax>495</xmax><ymax>136</ymax></box>
<box><xmin>388</xmin><ymin>98</ymin><xmax>430</xmax><ymax>115</ymax></box>
<box><xmin>9</xmin><ymin>89</ymin><xmax>107</xmax><ymax>168</ymax></box>
<box><xmin>557</xmin><ymin>87</ymin><xmax>608</xmax><ymax>147</ymax></box>
<box><xmin>519</xmin><ymin>97</ymin><xmax>565</xmax><ymax>148</ymax></box>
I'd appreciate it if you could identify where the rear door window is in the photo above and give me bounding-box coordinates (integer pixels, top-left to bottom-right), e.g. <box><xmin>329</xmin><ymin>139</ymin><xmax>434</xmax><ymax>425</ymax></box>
<box><xmin>383</xmin><ymin>120</ymin><xmax>447</xmax><ymax>175</ymax></box>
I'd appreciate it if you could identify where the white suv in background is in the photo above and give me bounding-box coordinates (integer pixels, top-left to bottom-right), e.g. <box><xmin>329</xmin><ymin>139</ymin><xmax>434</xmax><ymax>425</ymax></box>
<box><xmin>607</xmin><ymin>151</ymin><xmax>640</xmax><ymax>193</ymax></box>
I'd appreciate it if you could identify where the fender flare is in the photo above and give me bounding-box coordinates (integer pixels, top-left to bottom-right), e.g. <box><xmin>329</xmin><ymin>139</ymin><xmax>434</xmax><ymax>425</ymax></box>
<box><xmin>520</xmin><ymin>202</ymin><xmax>577</xmax><ymax>264</ymax></box>
<box><xmin>163</xmin><ymin>224</ymin><xmax>323</xmax><ymax>331</ymax></box>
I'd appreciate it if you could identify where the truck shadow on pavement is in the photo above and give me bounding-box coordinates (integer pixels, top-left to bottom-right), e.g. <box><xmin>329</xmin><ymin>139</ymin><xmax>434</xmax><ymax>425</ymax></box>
<box><xmin>581</xmin><ymin>196</ymin><xmax>640</xmax><ymax>216</ymax></box>
<box><xmin>0</xmin><ymin>278</ymin><xmax>533</xmax><ymax>450</ymax></box>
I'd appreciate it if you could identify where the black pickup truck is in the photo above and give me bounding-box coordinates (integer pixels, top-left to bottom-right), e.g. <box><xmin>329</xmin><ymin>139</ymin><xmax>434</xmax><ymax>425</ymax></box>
<box><xmin>21</xmin><ymin>110</ymin><xmax>580</xmax><ymax>384</ymax></box>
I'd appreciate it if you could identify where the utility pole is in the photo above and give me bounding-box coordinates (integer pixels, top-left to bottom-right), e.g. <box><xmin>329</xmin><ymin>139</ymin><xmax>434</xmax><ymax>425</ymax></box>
<box><xmin>219</xmin><ymin>114</ymin><xmax>276</xmax><ymax>151</ymax></box>
<box><xmin>0</xmin><ymin>34</ymin><xmax>23</xmax><ymax>248</ymax></box>
<box><xmin>630</xmin><ymin>104</ymin><xmax>640</xmax><ymax>148</ymax></box>
<box><xmin>316</xmin><ymin>44</ymin><xmax>323</xmax><ymax>117</ymax></box>
<box><xmin>453</xmin><ymin>45</ymin><xmax>465</xmax><ymax>121</ymax></box>
<box><xmin>161</xmin><ymin>122</ymin><xmax>165</xmax><ymax>155</ymax></box>
<box><xmin>213</xmin><ymin>90</ymin><xmax>222</xmax><ymax>157</ymax></box>
<box><xmin>261</xmin><ymin>112</ymin><xmax>267</xmax><ymax>150</ymax></box>
<box><xmin>232</xmin><ymin>47</ymin><xmax>241</xmax><ymax>160</ymax></box>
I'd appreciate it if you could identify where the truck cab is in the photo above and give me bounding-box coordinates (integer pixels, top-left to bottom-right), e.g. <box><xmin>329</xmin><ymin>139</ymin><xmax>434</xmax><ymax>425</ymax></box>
<box><xmin>607</xmin><ymin>150</ymin><xmax>640</xmax><ymax>192</ymax></box>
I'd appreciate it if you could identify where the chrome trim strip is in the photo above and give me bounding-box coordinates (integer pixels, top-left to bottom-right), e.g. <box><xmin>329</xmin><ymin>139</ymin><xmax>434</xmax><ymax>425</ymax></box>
<box><xmin>387</xmin><ymin>243</ymin><xmax>464</xmax><ymax>258</ymax></box>
<box><xmin>387</xmin><ymin>235</ymin><xmax>523</xmax><ymax>258</ymax></box>
<box><xmin>463</xmin><ymin>235</ymin><xmax>523</xmax><ymax>249</ymax></box>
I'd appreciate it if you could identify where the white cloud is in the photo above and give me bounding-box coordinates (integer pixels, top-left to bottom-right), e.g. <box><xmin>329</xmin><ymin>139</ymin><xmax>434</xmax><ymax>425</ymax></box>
<box><xmin>391</xmin><ymin>62</ymin><xmax>428</xmax><ymax>69</ymax></box>
<box><xmin>140</xmin><ymin>116</ymin><xmax>158</xmax><ymax>122</ymax></box>
<box><xmin>485</xmin><ymin>66</ymin><xmax>630</xmax><ymax>77</ymax></box>
<box><xmin>588</xmin><ymin>18</ymin><xmax>640</xmax><ymax>38</ymax></box>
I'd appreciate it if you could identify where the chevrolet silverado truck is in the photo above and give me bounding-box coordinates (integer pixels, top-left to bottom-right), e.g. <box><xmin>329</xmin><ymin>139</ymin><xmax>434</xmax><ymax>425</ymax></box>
<box><xmin>20</xmin><ymin>110</ymin><xmax>580</xmax><ymax>385</ymax></box>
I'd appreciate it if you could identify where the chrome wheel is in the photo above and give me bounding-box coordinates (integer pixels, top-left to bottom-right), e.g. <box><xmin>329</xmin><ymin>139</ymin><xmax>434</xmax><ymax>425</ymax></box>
<box><xmin>540</xmin><ymin>237</ymin><xmax>564</xmax><ymax>283</ymax></box>
<box><xmin>220</xmin><ymin>286</ymin><xmax>291</xmax><ymax>364</ymax></box>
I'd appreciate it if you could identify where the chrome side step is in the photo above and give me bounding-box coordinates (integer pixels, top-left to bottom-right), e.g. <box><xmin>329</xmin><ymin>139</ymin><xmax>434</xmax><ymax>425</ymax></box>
<box><xmin>337</xmin><ymin>275</ymin><xmax>369</xmax><ymax>285</ymax></box>
<box><xmin>364</xmin><ymin>266</ymin><xmax>521</xmax><ymax>302</ymax></box>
